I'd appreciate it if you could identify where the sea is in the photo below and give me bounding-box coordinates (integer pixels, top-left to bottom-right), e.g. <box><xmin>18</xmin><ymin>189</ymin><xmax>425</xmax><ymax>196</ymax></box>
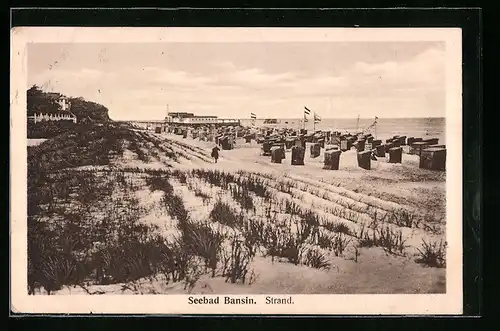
<box><xmin>239</xmin><ymin>117</ymin><xmax>446</xmax><ymax>145</ymax></box>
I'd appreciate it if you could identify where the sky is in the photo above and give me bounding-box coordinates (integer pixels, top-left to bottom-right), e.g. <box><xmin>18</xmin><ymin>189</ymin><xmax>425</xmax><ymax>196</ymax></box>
<box><xmin>27</xmin><ymin>41</ymin><xmax>446</xmax><ymax>121</ymax></box>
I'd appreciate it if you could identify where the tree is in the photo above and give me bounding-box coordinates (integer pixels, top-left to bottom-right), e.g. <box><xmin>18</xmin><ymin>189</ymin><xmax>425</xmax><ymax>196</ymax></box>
<box><xmin>68</xmin><ymin>97</ymin><xmax>110</xmax><ymax>122</ymax></box>
<box><xmin>27</xmin><ymin>85</ymin><xmax>61</xmax><ymax>115</ymax></box>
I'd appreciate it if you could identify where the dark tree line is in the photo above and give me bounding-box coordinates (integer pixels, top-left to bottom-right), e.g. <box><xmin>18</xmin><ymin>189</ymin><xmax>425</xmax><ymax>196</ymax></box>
<box><xmin>27</xmin><ymin>85</ymin><xmax>62</xmax><ymax>115</ymax></box>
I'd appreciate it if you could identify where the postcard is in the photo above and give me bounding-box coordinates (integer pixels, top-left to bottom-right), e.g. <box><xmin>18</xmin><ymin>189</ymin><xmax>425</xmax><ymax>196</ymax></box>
<box><xmin>11</xmin><ymin>26</ymin><xmax>462</xmax><ymax>315</ymax></box>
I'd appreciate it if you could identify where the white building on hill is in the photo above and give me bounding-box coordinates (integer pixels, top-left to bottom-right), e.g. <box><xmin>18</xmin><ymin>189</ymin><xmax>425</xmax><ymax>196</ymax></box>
<box><xmin>28</xmin><ymin>97</ymin><xmax>77</xmax><ymax>124</ymax></box>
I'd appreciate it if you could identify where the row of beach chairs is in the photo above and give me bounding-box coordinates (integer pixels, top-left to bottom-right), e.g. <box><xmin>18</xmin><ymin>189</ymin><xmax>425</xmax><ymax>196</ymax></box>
<box><xmin>259</xmin><ymin>135</ymin><xmax>446</xmax><ymax>171</ymax></box>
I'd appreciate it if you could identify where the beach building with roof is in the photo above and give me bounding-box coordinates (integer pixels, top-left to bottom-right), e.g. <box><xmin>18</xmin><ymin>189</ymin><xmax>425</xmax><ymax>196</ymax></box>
<box><xmin>165</xmin><ymin>112</ymin><xmax>239</xmax><ymax>126</ymax></box>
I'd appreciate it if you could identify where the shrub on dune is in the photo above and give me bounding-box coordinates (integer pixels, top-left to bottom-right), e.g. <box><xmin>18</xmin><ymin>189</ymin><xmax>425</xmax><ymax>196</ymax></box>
<box><xmin>415</xmin><ymin>239</ymin><xmax>446</xmax><ymax>268</ymax></box>
<box><xmin>209</xmin><ymin>201</ymin><xmax>239</xmax><ymax>228</ymax></box>
<box><xmin>221</xmin><ymin>234</ymin><xmax>254</xmax><ymax>284</ymax></box>
<box><xmin>303</xmin><ymin>248</ymin><xmax>330</xmax><ymax>270</ymax></box>
<box><xmin>179</xmin><ymin>220</ymin><xmax>225</xmax><ymax>277</ymax></box>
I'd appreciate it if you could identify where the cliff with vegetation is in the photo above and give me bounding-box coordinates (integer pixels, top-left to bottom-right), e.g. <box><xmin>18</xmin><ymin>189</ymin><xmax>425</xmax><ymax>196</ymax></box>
<box><xmin>27</xmin><ymin>85</ymin><xmax>111</xmax><ymax>138</ymax></box>
<box><xmin>27</xmin><ymin>85</ymin><xmax>111</xmax><ymax>122</ymax></box>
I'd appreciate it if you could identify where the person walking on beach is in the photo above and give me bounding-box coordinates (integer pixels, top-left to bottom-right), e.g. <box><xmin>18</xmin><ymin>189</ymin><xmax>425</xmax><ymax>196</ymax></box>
<box><xmin>211</xmin><ymin>145</ymin><xmax>220</xmax><ymax>163</ymax></box>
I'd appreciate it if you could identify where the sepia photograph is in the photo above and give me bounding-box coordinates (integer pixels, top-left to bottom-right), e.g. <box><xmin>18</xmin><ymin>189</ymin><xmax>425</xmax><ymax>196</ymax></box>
<box><xmin>11</xmin><ymin>27</ymin><xmax>463</xmax><ymax>314</ymax></box>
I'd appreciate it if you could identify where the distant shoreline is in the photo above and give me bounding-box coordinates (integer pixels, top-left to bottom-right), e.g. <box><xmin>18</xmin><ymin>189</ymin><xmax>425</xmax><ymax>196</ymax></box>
<box><xmin>116</xmin><ymin>117</ymin><xmax>446</xmax><ymax>122</ymax></box>
<box><xmin>239</xmin><ymin>117</ymin><xmax>445</xmax><ymax>120</ymax></box>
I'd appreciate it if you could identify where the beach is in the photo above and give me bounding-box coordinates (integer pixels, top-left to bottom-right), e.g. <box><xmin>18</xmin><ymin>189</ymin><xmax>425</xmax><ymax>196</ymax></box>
<box><xmin>27</xmin><ymin>138</ymin><xmax>48</xmax><ymax>147</ymax></box>
<box><xmin>27</xmin><ymin>123</ymin><xmax>446</xmax><ymax>295</ymax></box>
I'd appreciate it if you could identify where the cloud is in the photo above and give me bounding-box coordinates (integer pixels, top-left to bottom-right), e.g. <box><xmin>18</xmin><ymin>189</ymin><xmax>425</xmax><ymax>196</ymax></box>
<box><xmin>141</xmin><ymin>67</ymin><xmax>214</xmax><ymax>87</ymax></box>
<box><xmin>215</xmin><ymin>67</ymin><xmax>297</xmax><ymax>88</ymax></box>
<box><xmin>349</xmin><ymin>47</ymin><xmax>445</xmax><ymax>89</ymax></box>
<box><xmin>29</xmin><ymin>68</ymin><xmax>115</xmax><ymax>103</ymax></box>
<box><xmin>28</xmin><ymin>46</ymin><xmax>446</xmax><ymax>120</ymax></box>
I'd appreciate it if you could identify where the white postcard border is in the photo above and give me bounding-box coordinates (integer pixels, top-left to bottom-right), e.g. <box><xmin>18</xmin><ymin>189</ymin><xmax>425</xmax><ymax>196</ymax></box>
<box><xmin>10</xmin><ymin>27</ymin><xmax>463</xmax><ymax>315</ymax></box>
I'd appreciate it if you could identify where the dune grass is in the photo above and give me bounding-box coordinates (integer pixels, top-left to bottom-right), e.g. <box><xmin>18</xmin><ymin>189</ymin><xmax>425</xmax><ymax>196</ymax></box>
<box><xmin>27</xmin><ymin>123</ymin><xmax>446</xmax><ymax>294</ymax></box>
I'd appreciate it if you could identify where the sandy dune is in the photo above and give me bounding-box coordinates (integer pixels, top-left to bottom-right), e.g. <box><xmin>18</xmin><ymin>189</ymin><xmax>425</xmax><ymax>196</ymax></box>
<box><xmin>32</xmin><ymin>128</ymin><xmax>446</xmax><ymax>295</ymax></box>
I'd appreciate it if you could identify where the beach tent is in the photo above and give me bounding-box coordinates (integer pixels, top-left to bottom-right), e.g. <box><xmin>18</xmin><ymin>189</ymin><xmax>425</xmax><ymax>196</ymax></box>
<box><xmin>419</xmin><ymin>148</ymin><xmax>446</xmax><ymax>171</ymax></box>
<box><xmin>271</xmin><ymin>146</ymin><xmax>286</xmax><ymax>163</ymax></box>
<box><xmin>261</xmin><ymin>142</ymin><xmax>272</xmax><ymax>156</ymax></box>
<box><xmin>291</xmin><ymin>146</ymin><xmax>305</xmax><ymax>165</ymax></box>
<box><xmin>324</xmin><ymin>150</ymin><xmax>341</xmax><ymax>170</ymax></box>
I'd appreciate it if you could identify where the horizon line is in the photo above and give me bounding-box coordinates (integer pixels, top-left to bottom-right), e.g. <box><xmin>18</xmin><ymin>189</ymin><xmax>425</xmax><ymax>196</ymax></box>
<box><xmin>115</xmin><ymin>116</ymin><xmax>446</xmax><ymax>121</ymax></box>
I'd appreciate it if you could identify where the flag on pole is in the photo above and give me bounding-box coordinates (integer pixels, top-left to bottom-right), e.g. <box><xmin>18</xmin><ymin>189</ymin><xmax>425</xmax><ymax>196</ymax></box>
<box><xmin>314</xmin><ymin>113</ymin><xmax>321</xmax><ymax>123</ymax></box>
<box><xmin>250</xmin><ymin>113</ymin><xmax>257</xmax><ymax>119</ymax></box>
<box><xmin>304</xmin><ymin>106</ymin><xmax>311</xmax><ymax>123</ymax></box>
